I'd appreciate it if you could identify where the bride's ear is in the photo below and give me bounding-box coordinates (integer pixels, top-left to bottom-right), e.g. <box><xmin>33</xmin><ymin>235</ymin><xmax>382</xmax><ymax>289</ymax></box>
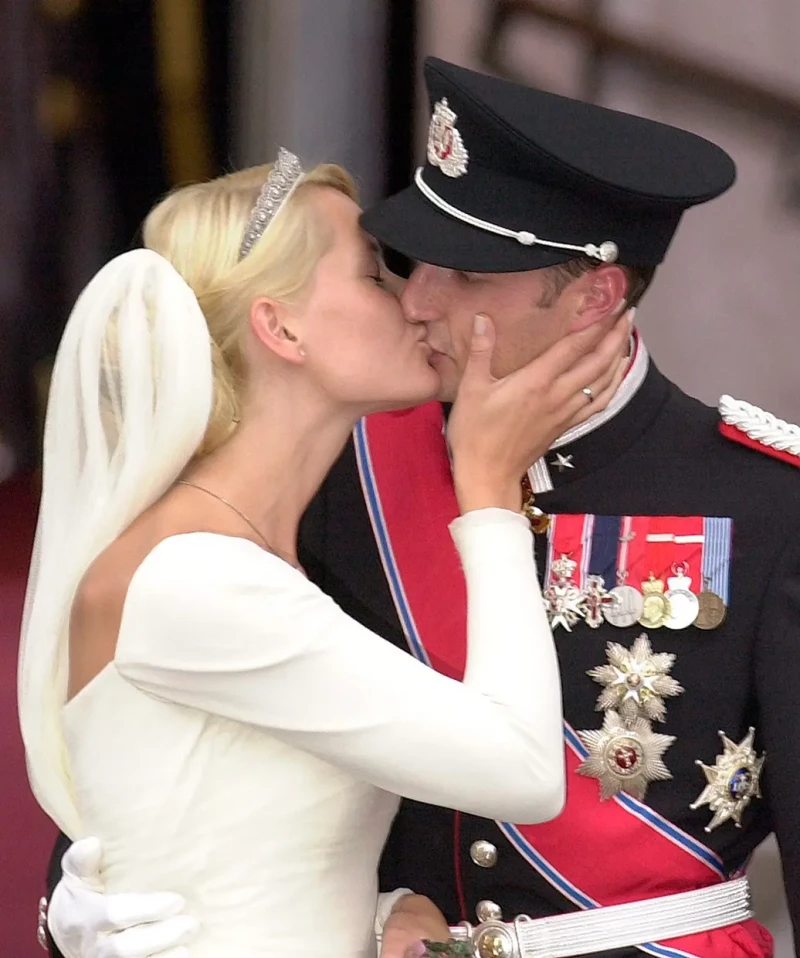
<box><xmin>248</xmin><ymin>296</ymin><xmax>307</xmax><ymax>363</ymax></box>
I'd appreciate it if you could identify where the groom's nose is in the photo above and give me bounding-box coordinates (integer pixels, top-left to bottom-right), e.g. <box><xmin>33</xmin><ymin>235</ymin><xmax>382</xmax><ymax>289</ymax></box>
<box><xmin>401</xmin><ymin>264</ymin><xmax>449</xmax><ymax>325</ymax></box>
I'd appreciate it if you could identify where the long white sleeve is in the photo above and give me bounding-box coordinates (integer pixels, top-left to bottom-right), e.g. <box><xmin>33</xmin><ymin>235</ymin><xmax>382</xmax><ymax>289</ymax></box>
<box><xmin>115</xmin><ymin>512</ymin><xmax>565</xmax><ymax>823</ymax></box>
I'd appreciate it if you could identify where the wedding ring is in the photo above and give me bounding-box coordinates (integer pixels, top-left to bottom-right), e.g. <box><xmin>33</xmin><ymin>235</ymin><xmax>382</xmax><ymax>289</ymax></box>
<box><xmin>582</xmin><ymin>387</ymin><xmax>594</xmax><ymax>402</ymax></box>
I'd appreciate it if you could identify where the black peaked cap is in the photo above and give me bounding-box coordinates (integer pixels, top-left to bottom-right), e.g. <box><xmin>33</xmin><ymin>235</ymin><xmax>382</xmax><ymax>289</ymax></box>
<box><xmin>361</xmin><ymin>58</ymin><xmax>736</xmax><ymax>272</ymax></box>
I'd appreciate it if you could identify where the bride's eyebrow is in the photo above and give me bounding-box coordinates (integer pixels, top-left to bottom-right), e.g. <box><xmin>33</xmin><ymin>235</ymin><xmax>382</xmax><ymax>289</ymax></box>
<box><xmin>359</xmin><ymin>233</ymin><xmax>386</xmax><ymax>268</ymax></box>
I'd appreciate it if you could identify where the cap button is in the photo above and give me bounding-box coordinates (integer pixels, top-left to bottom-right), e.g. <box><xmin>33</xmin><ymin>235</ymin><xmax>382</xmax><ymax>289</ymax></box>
<box><xmin>599</xmin><ymin>241</ymin><xmax>619</xmax><ymax>263</ymax></box>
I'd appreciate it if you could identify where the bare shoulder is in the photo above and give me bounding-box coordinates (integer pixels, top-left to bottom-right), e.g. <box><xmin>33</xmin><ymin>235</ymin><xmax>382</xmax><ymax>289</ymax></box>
<box><xmin>68</xmin><ymin>534</ymin><xmax>154</xmax><ymax>699</ymax></box>
<box><xmin>67</xmin><ymin>488</ymin><xmax>272</xmax><ymax>697</ymax></box>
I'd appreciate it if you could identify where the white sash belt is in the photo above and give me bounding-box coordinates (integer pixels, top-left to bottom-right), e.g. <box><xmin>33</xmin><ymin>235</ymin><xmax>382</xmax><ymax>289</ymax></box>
<box><xmin>447</xmin><ymin>878</ymin><xmax>751</xmax><ymax>957</ymax></box>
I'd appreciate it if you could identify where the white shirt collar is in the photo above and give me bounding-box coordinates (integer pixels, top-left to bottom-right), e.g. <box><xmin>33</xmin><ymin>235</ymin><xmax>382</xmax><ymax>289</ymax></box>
<box><xmin>527</xmin><ymin>333</ymin><xmax>650</xmax><ymax>493</ymax></box>
<box><xmin>441</xmin><ymin>332</ymin><xmax>650</xmax><ymax>495</ymax></box>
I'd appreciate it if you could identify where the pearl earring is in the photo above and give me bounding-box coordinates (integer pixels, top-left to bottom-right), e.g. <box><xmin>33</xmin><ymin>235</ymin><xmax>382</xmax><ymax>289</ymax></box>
<box><xmin>298</xmin><ymin>346</ymin><xmax>307</xmax><ymax>357</ymax></box>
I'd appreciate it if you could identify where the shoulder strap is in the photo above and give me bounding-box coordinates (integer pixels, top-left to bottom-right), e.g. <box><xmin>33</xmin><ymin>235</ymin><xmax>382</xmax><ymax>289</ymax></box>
<box><xmin>718</xmin><ymin>394</ymin><xmax>800</xmax><ymax>468</ymax></box>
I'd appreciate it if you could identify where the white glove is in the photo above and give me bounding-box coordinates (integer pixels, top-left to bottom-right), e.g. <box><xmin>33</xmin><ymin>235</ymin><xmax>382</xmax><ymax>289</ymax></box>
<box><xmin>48</xmin><ymin>837</ymin><xmax>199</xmax><ymax>958</ymax></box>
<box><xmin>374</xmin><ymin>888</ymin><xmax>415</xmax><ymax>938</ymax></box>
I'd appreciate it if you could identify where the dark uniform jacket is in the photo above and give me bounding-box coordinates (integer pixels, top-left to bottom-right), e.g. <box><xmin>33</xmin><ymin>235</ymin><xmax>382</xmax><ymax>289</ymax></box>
<box><xmin>299</xmin><ymin>359</ymin><xmax>799</xmax><ymax>956</ymax></box>
<box><xmin>47</xmin><ymin>359</ymin><xmax>799</xmax><ymax>957</ymax></box>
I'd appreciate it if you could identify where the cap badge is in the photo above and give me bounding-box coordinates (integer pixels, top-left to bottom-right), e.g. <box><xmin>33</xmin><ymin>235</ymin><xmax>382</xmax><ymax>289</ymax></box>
<box><xmin>427</xmin><ymin>98</ymin><xmax>468</xmax><ymax>178</ymax></box>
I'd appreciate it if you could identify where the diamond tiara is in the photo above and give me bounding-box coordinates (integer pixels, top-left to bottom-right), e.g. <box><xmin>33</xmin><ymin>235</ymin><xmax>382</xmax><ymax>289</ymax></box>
<box><xmin>238</xmin><ymin>148</ymin><xmax>305</xmax><ymax>260</ymax></box>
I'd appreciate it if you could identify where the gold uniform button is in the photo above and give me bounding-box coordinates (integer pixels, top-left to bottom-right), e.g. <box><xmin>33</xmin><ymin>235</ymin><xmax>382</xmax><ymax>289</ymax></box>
<box><xmin>475</xmin><ymin>899</ymin><xmax>503</xmax><ymax>923</ymax></box>
<box><xmin>470</xmin><ymin>839</ymin><xmax>498</xmax><ymax>868</ymax></box>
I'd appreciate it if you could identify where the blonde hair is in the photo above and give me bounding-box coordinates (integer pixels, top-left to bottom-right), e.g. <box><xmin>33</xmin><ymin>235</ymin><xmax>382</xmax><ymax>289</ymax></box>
<box><xmin>142</xmin><ymin>161</ymin><xmax>357</xmax><ymax>455</ymax></box>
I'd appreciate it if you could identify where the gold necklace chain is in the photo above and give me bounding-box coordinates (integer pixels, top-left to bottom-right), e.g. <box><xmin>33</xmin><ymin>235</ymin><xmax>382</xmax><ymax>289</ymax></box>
<box><xmin>176</xmin><ymin>480</ymin><xmax>301</xmax><ymax>570</ymax></box>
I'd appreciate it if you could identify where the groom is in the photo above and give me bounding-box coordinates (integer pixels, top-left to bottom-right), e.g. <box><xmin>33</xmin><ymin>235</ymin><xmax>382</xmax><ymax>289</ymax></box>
<box><xmin>43</xmin><ymin>59</ymin><xmax>800</xmax><ymax>958</ymax></box>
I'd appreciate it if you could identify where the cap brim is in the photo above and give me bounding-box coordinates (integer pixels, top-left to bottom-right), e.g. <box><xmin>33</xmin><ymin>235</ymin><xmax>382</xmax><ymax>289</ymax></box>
<box><xmin>360</xmin><ymin>183</ymin><xmax>575</xmax><ymax>274</ymax></box>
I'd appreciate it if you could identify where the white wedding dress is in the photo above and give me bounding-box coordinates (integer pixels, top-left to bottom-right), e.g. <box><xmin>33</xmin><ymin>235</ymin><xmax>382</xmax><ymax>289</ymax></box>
<box><xmin>61</xmin><ymin>509</ymin><xmax>563</xmax><ymax>958</ymax></box>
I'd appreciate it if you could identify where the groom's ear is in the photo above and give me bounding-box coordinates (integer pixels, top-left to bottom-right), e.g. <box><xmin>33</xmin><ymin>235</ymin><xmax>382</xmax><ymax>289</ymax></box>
<box><xmin>569</xmin><ymin>265</ymin><xmax>628</xmax><ymax>332</ymax></box>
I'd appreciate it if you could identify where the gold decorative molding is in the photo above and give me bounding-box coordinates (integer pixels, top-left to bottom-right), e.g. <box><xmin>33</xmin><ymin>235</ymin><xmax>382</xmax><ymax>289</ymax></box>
<box><xmin>153</xmin><ymin>0</ymin><xmax>214</xmax><ymax>185</ymax></box>
<box><xmin>37</xmin><ymin>76</ymin><xmax>84</xmax><ymax>139</ymax></box>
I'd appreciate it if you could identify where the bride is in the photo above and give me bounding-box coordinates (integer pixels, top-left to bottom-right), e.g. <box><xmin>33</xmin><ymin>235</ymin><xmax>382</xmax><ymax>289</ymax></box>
<box><xmin>20</xmin><ymin>150</ymin><xmax>628</xmax><ymax>958</ymax></box>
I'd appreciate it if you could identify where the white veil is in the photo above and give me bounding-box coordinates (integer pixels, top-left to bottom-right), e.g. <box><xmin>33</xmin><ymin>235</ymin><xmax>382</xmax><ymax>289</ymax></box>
<box><xmin>18</xmin><ymin>249</ymin><xmax>214</xmax><ymax>836</ymax></box>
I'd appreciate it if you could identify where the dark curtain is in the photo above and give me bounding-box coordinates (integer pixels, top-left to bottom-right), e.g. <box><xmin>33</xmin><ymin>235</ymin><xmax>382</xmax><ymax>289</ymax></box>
<box><xmin>382</xmin><ymin>0</ymin><xmax>418</xmax><ymax>278</ymax></box>
<box><xmin>86</xmin><ymin>0</ymin><xmax>233</xmax><ymax>249</ymax></box>
<box><xmin>0</xmin><ymin>0</ymin><xmax>233</xmax><ymax>477</ymax></box>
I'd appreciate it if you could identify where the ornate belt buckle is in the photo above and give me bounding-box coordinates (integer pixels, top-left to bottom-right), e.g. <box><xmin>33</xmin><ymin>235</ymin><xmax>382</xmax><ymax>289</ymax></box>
<box><xmin>473</xmin><ymin>919</ymin><xmax>519</xmax><ymax>958</ymax></box>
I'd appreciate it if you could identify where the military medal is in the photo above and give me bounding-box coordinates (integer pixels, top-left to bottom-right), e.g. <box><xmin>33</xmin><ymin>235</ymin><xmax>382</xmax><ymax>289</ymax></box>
<box><xmin>695</xmin><ymin>581</ymin><xmax>727</xmax><ymax>630</ymax></box>
<box><xmin>577</xmin><ymin>710</ymin><xmax>675</xmax><ymax>801</ymax></box>
<box><xmin>578</xmin><ymin>515</ymin><xmax>622</xmax><ymax>629</ymax></box>
<box><xmin>664</xmin><ymin>563</ymin><xmax>700</xmax><ymax>630</ymax></box>
<box><xmin>636</xmin><ymin>517</ymin><xmax>716</xmax><ymax>631</ymax></box>
<box><xmin>604</xmin><ymin>571</ymin><xmax>644</xmax><ymax>628</ymax></box>
<box><xmin>582</xmin><ymin>575</ymin><xmax>614</xmax><ymax>629</ymax></box>
<box><xmin>544</xmin><ymin>555</ymin><xmax>586</xmax><ymax>632</ymax></box>
<box><xmin>550</xmin><ymin>553</ymin><xmax>577</xmax><ymax>581</ymax></box>
<box><xmin>695</xmin><ymin>518</ymin><xmax>732</xmax><ymax>630</ymax></box>
<box><xmin>638</xmin><ymin>574</ymin><xmax>672</xmax><ymax>629</ymax></box>
<box><xmin>602</xmin><ymin>517</ymin><xmax>644</xmax><ymax>628</ymax></box>
<box><xmin>545</xmin><ymin>582</ymin><xmax>586</xmax><ymax>631</ymax></box>
<box><xmin>690</xmin><ymin>728</ymin><xmax>765</xmax><ymax>832</ymax></box>
<box><xmin>544</xmin><ymin>516</ymin><xmax>594</xmax><ymax>631</ymax></box>
<box><xmin>587</xmin><ymin>633</ymin><xmax>684</xmax><ymax>723</ymax></box>
<box><xmin>604</xmin><ymin>588</ymin><xmax>642</xmax><ymax>628</ymax></box>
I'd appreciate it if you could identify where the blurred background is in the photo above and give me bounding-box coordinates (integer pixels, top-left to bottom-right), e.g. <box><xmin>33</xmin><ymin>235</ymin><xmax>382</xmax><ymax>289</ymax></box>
<box><xmin>0</xmin><ymin>0</ymin><xmax>797</xmax><ymax>954</ymax></box>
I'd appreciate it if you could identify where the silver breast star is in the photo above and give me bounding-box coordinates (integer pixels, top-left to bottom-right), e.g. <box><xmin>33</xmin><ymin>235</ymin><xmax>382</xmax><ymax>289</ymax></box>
<box><xmin>587</xmin><ymin>633</ymin><xmax>684</xmax><ymax>723</ymax></box>
<box><xmin>690</xmin><ymin>728</ymin><xmax>765</xmax><ymax>832</ymax></box>
<box><xmin>577</xmin><ymin>711</ymin><xmax>675</xmax><ymax>801</ymax></box>
<box><xmin>550</xmin><ymin>453</ymin><xmax>575</xmax><ymax>472</ymax></box>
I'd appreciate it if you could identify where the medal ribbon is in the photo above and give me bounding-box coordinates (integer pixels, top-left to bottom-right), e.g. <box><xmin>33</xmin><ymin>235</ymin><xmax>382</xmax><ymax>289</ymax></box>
<box><xmin>354</xmin><ymin>408</ymin><xmax>769</xmax><ymax>958</ymax></box>
<box><xmin>702</xmin><ymin>517</ymin><xmax>733</xmax><ymax>604</ymax></box>
<box><xmin>614</xmin><ymin>515</ymin><xmax>636</xmax><ymax>587</ymax></box>
<box><xmin>546</xmin><ymin>513</ymin><xmax>593</xmax><ymax>589</ymax></box>
<box><xmin>644</xmin><ymin>516</ymin><xmax>705</xmax><ymax>590</ymax></box>
<box><xmin>587</xmin><ymin>515</ymin><xmax>621</xmax><ymax>590</ymax></box>
<box><xmin>622</xmin><ymin>515</ymin><xmax>651</xmax><ymax>588</ymax></box>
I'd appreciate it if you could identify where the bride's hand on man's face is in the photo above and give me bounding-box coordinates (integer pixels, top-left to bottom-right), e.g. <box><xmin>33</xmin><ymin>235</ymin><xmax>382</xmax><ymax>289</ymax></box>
<box><xmin>561</xmin><ymin>307</ymin><xmax>634</xmax><ymax>430</ymax></box>
<box><xmin>447</xmin><ymin>307</ymin><xmax>633</xmax><ymax>513</ymax></box>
